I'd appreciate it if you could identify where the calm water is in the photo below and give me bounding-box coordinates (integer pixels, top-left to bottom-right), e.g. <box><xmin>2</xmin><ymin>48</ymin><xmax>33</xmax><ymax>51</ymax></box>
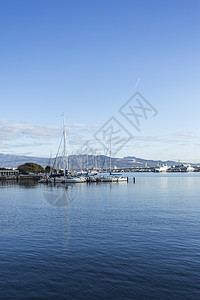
<box><xmin>0</xmin><ymin>173</ymin><xmax>200</xmax><ymax>299</ymax></box>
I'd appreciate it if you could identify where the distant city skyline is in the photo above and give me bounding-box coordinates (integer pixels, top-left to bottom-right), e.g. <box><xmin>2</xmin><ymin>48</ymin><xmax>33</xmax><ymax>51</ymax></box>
<box><xmin>0</xmin><ymin>0</ymin><xmax>200</xmax><ymax>162</ymax></box>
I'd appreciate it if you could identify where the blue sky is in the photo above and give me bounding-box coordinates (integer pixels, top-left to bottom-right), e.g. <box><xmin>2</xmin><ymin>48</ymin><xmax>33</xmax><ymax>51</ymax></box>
<box><xmin>0</xmin><ymin>0</ymin><xmax>200</xmax><ymax>162</ymax></box>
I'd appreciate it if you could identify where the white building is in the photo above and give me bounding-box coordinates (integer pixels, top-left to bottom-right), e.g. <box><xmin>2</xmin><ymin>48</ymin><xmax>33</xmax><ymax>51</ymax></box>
<box><xmin>0</xmin><ymin>169</ymin><xmax>19</xmax><ymax>177</ymax></box>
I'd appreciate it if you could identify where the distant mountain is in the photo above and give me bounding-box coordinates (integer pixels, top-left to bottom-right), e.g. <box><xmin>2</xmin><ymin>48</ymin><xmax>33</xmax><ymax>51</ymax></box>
<box><xmin>67</xmin><ymin>155</ymin><xmax>184</xmax><ymax>170</ymax></box>
<box><xmin>0</xmin><ymin>153</ymin><xmax>196</xmax><ymax>169</ymax></box>
<box><xmin>0</xmin><ymin>153</ymin><xmax>49</xmax><ymax>168</ymax></box>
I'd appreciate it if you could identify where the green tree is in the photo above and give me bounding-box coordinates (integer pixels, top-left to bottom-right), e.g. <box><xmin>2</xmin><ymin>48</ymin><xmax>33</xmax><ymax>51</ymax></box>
<box><xmin>45</xmin><ymin>165</ymin><xmax>51</xmax><ymax>173</ymax></box>
<box><xmin>18</xmin><ymin>163</ymin><xmax>44</xmax><ymax>174</ymax></box>
<box><xmin>45</xmin><ymin>165</ymin><xmax>57</xmax><ymax>173</ymax></box>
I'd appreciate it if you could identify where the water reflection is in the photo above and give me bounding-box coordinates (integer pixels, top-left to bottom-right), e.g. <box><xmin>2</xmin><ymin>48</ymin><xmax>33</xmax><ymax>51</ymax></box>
<box><xmin>41</xmin><ymin>183</ymin><xmax>77</xmax><ymax>208</ymax></box>
<box><xmin>0</xmin><ymin>179</ymin><xmax>38</xmax><ymax>188</ymax></box>
<box><xmin>41</xmin><ymin>183</ymin><xmax>78</xmax><ymax>252</ymax></box>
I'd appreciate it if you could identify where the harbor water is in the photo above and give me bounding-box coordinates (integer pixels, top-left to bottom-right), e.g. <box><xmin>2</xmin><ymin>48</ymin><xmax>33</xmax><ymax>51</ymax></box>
<box><xmin>0</xmin><ymin>173</ymin><xmax>200</xmax><ymax>299</ymax></box>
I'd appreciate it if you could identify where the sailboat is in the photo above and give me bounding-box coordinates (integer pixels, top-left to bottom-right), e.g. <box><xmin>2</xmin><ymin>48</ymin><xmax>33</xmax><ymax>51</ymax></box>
<box><xmin>99</xmin><ymin>138</ymin><xmax>128</xmax><ymax>182</ymax></box>
<box><xmin>54</xmin><ymin>117</ymin><xmax>86</xmax><ymax>183</ymax></box>
<box><xmin>39</xmin><ymin>117</ymin><xmax>86</xmax><ymax>184</ymax></box>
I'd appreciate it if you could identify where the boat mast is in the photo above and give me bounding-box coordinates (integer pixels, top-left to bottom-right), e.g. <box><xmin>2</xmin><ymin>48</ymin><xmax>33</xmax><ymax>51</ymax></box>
<box><xmin>109</xmin><ymin>137</ymin><xmax>111</xmax><ymax>173</ymax></box>
<box><xmin>80</xmin><ymin>150</ymin><xmax>82</xmax><ymax>172</ymax></box>
<box><xmin>72</xmin><ymin>152</ymin><xmax>73</xmax><ymax>176</ymax></box>
<box><xmin>49</xmin><ymin>150</ymin><xmax>52</xmax><ymax>175</ymax></box>
<box><xmin>87</xmin><ymin>154</ymin><xmax>88</xmax><ymax>172</ymax></box>
<box><xmin>62</xmin><ymin>115</ymin><xmax>66</xmax><ymax>179</ymax></box>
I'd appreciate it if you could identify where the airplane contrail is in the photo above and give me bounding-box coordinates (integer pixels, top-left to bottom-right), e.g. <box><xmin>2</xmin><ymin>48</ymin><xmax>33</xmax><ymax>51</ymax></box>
<box><xmin>135</xmin><ymin>77</ymin><xmax>140</xmax><ymax>89</ymax></box>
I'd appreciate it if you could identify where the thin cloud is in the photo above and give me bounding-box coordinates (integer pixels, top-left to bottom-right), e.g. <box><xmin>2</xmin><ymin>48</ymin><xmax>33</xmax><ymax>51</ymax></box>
<box><xmin>0</xmin><ymin>141</ymin><xmax>52</xmax><ymax>149</ymax></box>
<box><xmin>134</xmin><ymin>136</ymin><xmax>165</xmax><ymax>142</ymax></box>
<box><xmin>172</xmin><ymin>131</ymin><xmax>196</xmax><ymax>139</ymax></box>
<box><xmin>0</xmin><ymin>121</ymin><xmax>62</xmax><ymax>141</ymax></box>
<box><xmin>132</xmin><ymin>131</ymin><xmax>198</xmax><ymax>144</ymax></box>
<box><xmin>71</xmin><ymin>123</ymin><xmax>87</xmax><ymax>128</ymax></box>
<box><xmin>0</xmin><ymin>120</ymin><xmax>101</xmax><ymax>155</ymax></box>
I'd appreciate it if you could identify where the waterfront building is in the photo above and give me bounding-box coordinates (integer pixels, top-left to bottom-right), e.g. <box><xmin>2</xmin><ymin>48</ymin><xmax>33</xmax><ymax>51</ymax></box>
<box><xmin>0</xmin><ymin>169</ymin><xmax>19</xmax><ymax>177</ymax></box>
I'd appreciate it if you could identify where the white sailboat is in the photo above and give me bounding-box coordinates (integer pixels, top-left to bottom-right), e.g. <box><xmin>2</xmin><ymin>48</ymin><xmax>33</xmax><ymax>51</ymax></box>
<box><xmin>98</xmin><ymin>138</ymin><xmax>128</xmax><ymax>183</ymax></box>
<box><xmin>39</xmin><ymin>117</ymin><xmax>86</xmax><ymax>184</ymax></box>
<box><xmin>55</xmin><ymin>117</ymin><xmax>86</xmax><ymax>183</ymax></box>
